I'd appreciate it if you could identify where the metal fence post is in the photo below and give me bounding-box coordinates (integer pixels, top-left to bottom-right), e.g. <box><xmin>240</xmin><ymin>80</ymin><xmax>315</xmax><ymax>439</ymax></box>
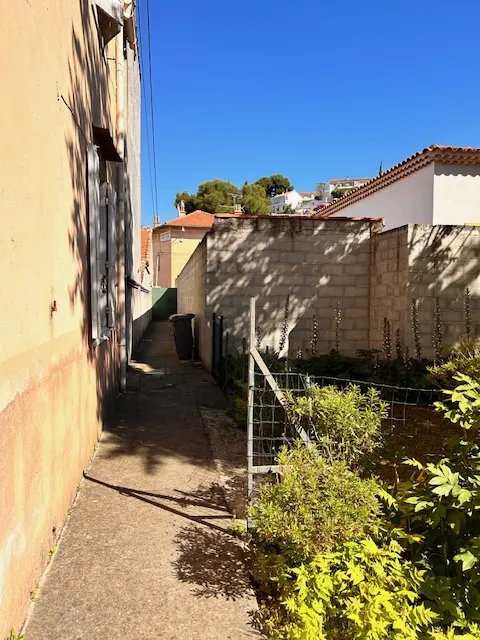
<box><xmin>219</xmin><ymin>315</ymin><xmax>224</xmax><ymax>385</ymax></box>
<box><xmin>247</xmin><ymin>298</ymin><xmax>255</xmax><ymax>505</ymax></box>
<box><xmin>224</xmin><ymin>331</ymin><xmax>229</xmax><ymax>393</ymax></box>
<box><xmin>212</xmin><ymin>312</ymin><xmax>216</xmax><ymax>378</ymax></box>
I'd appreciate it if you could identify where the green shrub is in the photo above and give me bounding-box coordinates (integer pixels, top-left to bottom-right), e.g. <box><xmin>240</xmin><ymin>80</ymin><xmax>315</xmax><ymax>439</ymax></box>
<box><xmin>293</xmin><ymin>349</ymin><xmax>432</xmax><ymax>388</ymax></box>
<box><xmin>428</xmin><ymin>340</ymin><xmax>480</xmax><ymax>389</ymax></box>
<box><xmin>285</xmin><ymin>384</ymin><xmax>387</xmax><ymax>466</ymax></box>
<box><xmin>388</xmin><ymin>376</ymin><xmax>480</xmax><ymax>626</ymax></box>
<box><xmin>429</xmin><ymin>624</ymin><xmax>480</xmax><ymax>639</ymax></box>
<box><xmin>249</xmin><ymin>444</ymin><xmax>382</xmax><ymax>557</ymax></box>
<box><xmin>227</xmin><ymin>379</ymin><xmax>248</xmax><ymax>428</ymax></box>
<box><xmin>257</xmin><ymin>538</ymin><xmax>436</xmax><ymax>640</ymax></box>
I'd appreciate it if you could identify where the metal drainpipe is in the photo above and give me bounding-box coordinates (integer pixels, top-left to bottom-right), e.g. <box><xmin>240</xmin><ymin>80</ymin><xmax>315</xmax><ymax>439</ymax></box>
<box><xmin>116</xmin><ymin>28</ymin><xmax>127</xmax><ymax>391</ymax></box>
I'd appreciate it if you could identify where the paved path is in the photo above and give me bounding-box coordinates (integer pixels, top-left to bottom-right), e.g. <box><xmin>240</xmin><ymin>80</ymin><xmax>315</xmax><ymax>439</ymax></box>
<box><xmin>25</xmin><ymin>322</ymin><xmax>258</xmax><ymax>640</ymax></box>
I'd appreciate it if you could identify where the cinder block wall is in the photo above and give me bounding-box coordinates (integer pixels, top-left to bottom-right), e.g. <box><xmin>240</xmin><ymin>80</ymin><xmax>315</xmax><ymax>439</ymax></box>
<box><xmin>407</xmin><ymin>224</ymin><xmax>480</xmax><ymax>357</ymax></box>
<box><xmin>176</xmin><ymin>238</ymin><xmax>209</xmax><ymax>362</ymax></box>
<box><xmin>369</xmin><ymin>226</ymin><xmax>410</xmax><ymax>352</ymax></box>
<box><xmin>178</xmin><ymin>217</ymin><xmax>480</xmax><ymax>369</ymax></box>
<box><xmin>178</xmin><ymin>216</ymin><xmax>380</xmax><ymax>367</ymax></box>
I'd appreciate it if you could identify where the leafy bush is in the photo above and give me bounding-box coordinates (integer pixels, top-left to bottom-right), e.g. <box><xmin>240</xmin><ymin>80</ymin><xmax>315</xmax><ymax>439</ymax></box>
<box><xmin>227</xmin><ymin>379</ymin><xmax>248</xmax><ymax>428</ymax></box>
<box><xmin>257</xmin><ymin>538</ymin><xmax>436</xmax><ymax>640</ymax></box>
<box><xmin>429</xmin><ymin>624</ymin><xmax>480</xmax><ymax>639</ymax></box>
<box><xmin>250</xmin><ymin>445</ymin><xmax>382</xmax><ymax>557</ymax></box>
<box><xmin>428</xmin><ymin>341</ymin><xmax>480</xmax><ymax>389</ymax></box>
<box><xmin>293</xmin><ymin>349</ymin><xmax>432</xmax><ymax>389</ymax></box>
<box><xmin>285</xmin><ymin>384</ymin><xmax>387</xmax><ymax>466</ymax></box>
<box><xmin>388</xmin><ymin>376</ymin><xmax>480</xmax><ymax>626</ymax></box>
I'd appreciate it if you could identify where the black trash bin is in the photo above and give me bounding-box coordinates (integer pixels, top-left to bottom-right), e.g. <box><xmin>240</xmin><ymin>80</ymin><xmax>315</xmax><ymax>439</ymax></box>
<box><xmin>169</xmin><ymin>313</ymin><xmax>195</xmax><ymax>360</ymax></box>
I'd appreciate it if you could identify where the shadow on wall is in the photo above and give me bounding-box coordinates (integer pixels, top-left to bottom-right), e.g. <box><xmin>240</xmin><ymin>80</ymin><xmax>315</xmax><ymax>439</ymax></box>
<box><xmin>407</xmin><ymin>225</ymin><xmax>480</xmax><ymax>352</ymax></box>
<box><xmin>181</xmin><ymin>218</ymin><xmax>480</xmax><ymax>363</ymax></box>
<box><xmin>152</xmin><ymin>287</ymin><xmax>177</xmax><ymax>321</ymax></box>
<box><xmin>66</xmin><ymin>0</ymin><xmax>135</xmax><ymax>420</ymax></box>
<box><xmin>206</xmin><ymin>217</ymin><xmax>375</xmax><ymax>357</ymax></box>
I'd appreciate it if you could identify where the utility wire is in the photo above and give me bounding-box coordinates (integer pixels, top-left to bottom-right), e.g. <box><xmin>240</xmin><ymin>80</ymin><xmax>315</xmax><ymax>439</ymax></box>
<box><xmin>137</xmin><ymin>1</ymin><xmax>156</xmax><ymax>221</ymax></box>
<box><xmin>145</xmin><ymin>0</ymin><xmax>160</xmax><ymax>221</ymax></box>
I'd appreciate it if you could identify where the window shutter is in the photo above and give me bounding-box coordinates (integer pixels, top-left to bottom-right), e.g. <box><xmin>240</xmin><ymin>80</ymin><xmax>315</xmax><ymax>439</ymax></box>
<box><xmin>88</xmin><ymin>143</ymin><xmax>101</xmax><ymax>341</ymax></box>
<box><xmin>98</xmin><ymin>183</ymin><xmax>108</xmax><ymax>336</ymax></box>
<box><xmin>107</xmin><ymin>185</ymin><xmax>117</xmax><ymax>329</ymax></box>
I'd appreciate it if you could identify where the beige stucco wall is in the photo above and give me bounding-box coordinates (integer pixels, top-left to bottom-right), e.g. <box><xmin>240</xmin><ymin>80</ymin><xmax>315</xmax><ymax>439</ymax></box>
<box><xmin>330</xmin><ymin>165</ymin><xmax>435</xmax><ymax>230</ymax></box>
<box><xmin>153</xmin><ymin>226</ymin><xmax>209</xmax><ymax>288</ymax></box>
<box><xmin>125</xmin><ymin>44</ymin><xmax>151</xmax><ymax>355</ymax></box>
<box><xmin>177</xmin><ymin>239</ymin><xmax>209</xmax><ymax>363</ymax></box>
<box><xmin>433</xmin><ymin>164</ymin><xmax>480</xmax><ymax>225</ymax></box>
<box><xmin>0</xmin><ymin>2</ymin><xmax>144</xmax><ymax>634</ymax></box>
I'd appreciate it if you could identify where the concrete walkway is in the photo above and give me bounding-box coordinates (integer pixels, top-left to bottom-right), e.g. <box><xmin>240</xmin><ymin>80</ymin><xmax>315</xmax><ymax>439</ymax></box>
<box><xmin>25</xmin><ymin>322</ymin><xmax>258</xmax><ymax>640</ymax></box>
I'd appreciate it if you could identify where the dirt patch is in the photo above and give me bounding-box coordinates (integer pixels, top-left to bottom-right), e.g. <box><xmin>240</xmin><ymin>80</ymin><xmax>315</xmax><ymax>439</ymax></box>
<box><xmin>199</xmin><ymin>407</ymin><xmax>248</xmax><ymax>519</ymax></box>
<box><xmin>372</xmin><ymin>405</ymin><xmax>462</xmax><ymax>485</ymax></box>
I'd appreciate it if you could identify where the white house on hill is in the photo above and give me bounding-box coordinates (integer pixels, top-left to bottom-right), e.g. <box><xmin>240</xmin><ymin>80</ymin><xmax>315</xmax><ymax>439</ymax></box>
<box><xmin>270</xmin><ymin>190</ymin><xmax>325</xmax><ymax>214</ymax></box>
<box><xmin>318</xmin><ymin>145</ymin><xmax>480</xmax><ymax>230</ymax></box>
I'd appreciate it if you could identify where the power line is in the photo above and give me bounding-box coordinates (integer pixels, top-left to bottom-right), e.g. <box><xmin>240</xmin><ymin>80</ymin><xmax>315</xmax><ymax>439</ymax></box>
<box><xmin>145</xmin><ymin>0</ymin><xmax>160</xmax><ymax>221</ymax></box>
<box><xmin>136</xmin><ymin>3</ymin><xmax>156</xmax><ymax>222</ymax></box>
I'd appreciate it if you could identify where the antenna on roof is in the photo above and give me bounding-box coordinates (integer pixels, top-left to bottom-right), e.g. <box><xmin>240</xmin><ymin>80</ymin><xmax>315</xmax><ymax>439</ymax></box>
<box><xmin>227</xmin><ymin>193</ymin><xmax>242</xmax><ymax>206</ymax></box>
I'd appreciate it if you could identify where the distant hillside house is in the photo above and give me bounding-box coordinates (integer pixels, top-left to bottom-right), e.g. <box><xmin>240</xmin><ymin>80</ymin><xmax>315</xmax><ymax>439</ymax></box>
<box><xmin>270</xmin><ymin>190</ymin><xmax>326</xmax><ymax>215</ymax></box>
<box><xmin>329</xmin><ymin>178</ymin><xmax>372</xmax><ymax>194</ymax></box>
<box><xmin>318</xmin><ymin>145</ymin><xmax>480</xmax><ymax>231</ymax></box>
<box><xmin>152</xmin><ymin>210</ymin><xmax>214</xmax><ymax>288</ymax></box>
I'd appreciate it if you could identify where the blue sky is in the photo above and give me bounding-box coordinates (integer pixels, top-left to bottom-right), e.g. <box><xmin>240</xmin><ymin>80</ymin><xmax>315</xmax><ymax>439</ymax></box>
<box><xmin>138</xmin><ymin>0</ymin><xmax>480</xmax><ymax>224</ymax></box>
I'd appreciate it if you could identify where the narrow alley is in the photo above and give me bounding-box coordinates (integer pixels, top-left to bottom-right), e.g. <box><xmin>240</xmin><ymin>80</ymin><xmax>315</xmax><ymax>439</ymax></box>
<box><xmin>24</xmin><ymin>322</ymin><xmax>258</xmax><ymax>640</ymax></box>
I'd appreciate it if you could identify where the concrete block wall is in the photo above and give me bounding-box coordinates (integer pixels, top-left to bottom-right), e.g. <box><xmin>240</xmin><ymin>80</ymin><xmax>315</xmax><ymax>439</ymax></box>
<box><xmin>200</xmin><ymin>216</ymin><xmax>380</xmax><ymax>363</ymax></box>
<box><xmin>177</xmin><ymin>217</ymin><xmax>480</xmax><ymax>369</ymax></box>
<box><xmin>406</xmin><ymin>224</ymin><xmax>480</xmax><ymax>357</ymax></box>
<box><xmin>369</xmin><ymin>226</ymin><xmax>410</xmax><ymax>353</ymax></box>
<box><xmin>176</xmin><ymin>237</ymin><xmax>209</xmax><ymax>363</ymax></box>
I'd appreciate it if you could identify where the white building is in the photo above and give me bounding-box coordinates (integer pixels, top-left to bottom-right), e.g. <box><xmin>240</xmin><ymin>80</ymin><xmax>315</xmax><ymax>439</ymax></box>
<box><xmin>329</xmin><ymin>177</ymin><xmax>372</xmax><ymax>194</ymax></box>
<box><xmin>270</xmin><ymin>190</ymin><xmax>325</xmax><ymax>214</ymax></box>
<box><xmin>318</xmin><ymin>145</ymin><xmax>480</xmax><ymax>230</ymax></box>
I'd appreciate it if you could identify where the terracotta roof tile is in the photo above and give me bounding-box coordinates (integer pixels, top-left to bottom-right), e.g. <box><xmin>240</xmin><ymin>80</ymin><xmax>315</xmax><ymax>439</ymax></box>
<box><xmin>161</xmin><ymin>210</ymin><xmax>214</xmax><ymax>228</ymax></box>
<box><xmin>141</xmin><ymin>227</ymin><xmax>151</xmax><ymax>260</ymax></box>
<box><xmin>329</xmin><ymin>178</ymin><xmax>371</xmax><ymax>183</ymax></box>
<box><xmin>318</xmin><ymin>145</ymin><xmax>480</xmax><ymax>218</ymax></box>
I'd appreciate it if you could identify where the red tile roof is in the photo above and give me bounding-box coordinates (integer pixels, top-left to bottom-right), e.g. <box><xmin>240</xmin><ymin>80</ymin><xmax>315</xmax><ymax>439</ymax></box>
<box><xmin>161</xmin><ymin>210</ymin><xmax>214</xmax><ymax>228</ymax></box>
<box><xmin>141</xmin><ymin>227</ymin><xmax>151</xmax><ymax>260</ymax></box>
<box><xmin>318</xmin><ymin>145</ymin><xmax>480</xmax><ymax>218</ymax></box>
<box><xmin>213</xmin><ymin>213</ymin><xmax>383</xmax><ymax>222</ymax></box>
<box><xmin>329</xmin><ymin>178</ymin><xmax>371</xmax><ymax>183</ymax></box>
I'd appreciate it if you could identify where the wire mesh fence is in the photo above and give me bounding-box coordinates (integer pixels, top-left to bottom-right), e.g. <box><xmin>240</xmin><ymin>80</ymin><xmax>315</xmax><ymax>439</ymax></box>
<box><xmin>250</xmin><ymin>368</ymin><xmax>443</xmax><ymax>472</ymax></box>
<box><xmin>209</xmin><ymin>303</ymin><xmax>443</xmax><ymax>498</ymax></box>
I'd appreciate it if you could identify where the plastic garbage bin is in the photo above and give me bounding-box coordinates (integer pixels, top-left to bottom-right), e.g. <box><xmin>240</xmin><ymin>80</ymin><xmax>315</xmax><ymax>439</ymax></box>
<box><xmin>169</xmin><ymin>313</ymin><xmax>195</xmax><ymax>360</ymax></box>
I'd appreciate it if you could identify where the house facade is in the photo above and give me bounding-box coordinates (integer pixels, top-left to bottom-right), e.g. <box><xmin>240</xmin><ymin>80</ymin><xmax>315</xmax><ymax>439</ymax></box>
<box><xmin>152</xmin><ymin>210</ymin><xmax>214</xmax><ymax>288</ymax></box>
<box><xmin>270</xmin><ymin>190</ymin><xmax>324</xmax><ymax>214</ymax></box>
<box><xmin>0</xmin><ymin>1</ymin><xmax>150</xmax><ymax>634</ymax></box>
<box><xmin>321</xmin><ymin>146</ymin><xmax>480</xmax><ymax>230</ymax></box>
<box><xmin>329</xmin><ymin>177</ymin><xmax>372</xmax><ymax>194</ymax></box>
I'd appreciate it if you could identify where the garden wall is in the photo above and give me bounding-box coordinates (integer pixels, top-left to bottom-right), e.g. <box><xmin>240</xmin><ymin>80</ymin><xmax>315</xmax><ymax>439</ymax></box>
<box><xmin>369</xmin><ymin>227</ymin><xmax>410</xmax><ymax>352</ymax></box>
<box><xmin>177</xmin><ymin>217</ymin><xmax>480</xmax><ymax>368</ymax></box>
<box><xmin>176</xmin><ymin>238</ymin><xmax>209</xmax><ymax>361</ymax></box>
<box><xmin>177</xmin><ymin>216</ymin><xmax>382</xmax><ymax>367</ymax></box>
<box><xmin>407</xmin><ymin>224</ymin><xmax>480</xmax><ymax>355</ymax></box>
